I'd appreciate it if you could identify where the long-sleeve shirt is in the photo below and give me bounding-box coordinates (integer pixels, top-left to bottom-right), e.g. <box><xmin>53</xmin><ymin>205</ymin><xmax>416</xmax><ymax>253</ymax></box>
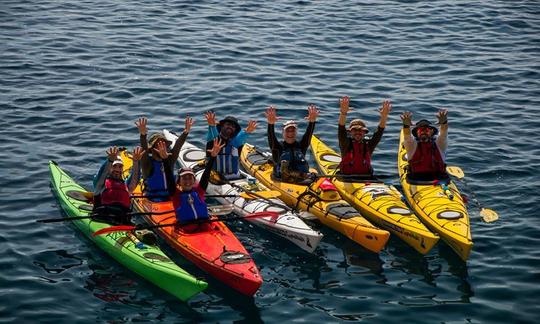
<box><xmin>93</xmin><ymin>159</ymin><xmax>140</xmax><ymax>195</ymax></box>
<box><xmin>267</xmin><ymin>122</ymin><xmax>316</xmax><ymax>163</ymax></box>
<box><xmin>139</xmin><ymin>131</ymin><xmax>188</xmax><ymax>178</ymax></box>
<box><xmin>338</xmin><ymin>125</ymin><xmax>385</xmax><ymax>157</ymax></box>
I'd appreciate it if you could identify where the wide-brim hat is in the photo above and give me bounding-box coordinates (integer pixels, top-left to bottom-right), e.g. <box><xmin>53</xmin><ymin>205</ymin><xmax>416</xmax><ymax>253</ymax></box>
<box><xmin>148</xmin><ymin>132</ymin><xmax>172</xmax><ymax>148</ymax></box>
<box><xmin>348</xmin><ymin>119</ymin><xmax>369</xmax><ymax>133</ymax></box>
<box><xmin>218</xmin><ymin>116</ymin><xmax>241</xmax><ymax>136</ymax></box>
<box><xmin>112</xmin><ymin>156</ymin><xmax>123</xmax><ymax>166</ymax></box>
<box><xmin>412</xmin><ymin>119</ymin><xmax>438</xmax><ymax>138</ymax></box>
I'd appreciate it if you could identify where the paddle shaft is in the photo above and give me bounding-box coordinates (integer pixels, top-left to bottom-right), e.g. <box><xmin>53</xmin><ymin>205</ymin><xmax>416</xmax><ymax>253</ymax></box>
<box><xmin>92</xmin><ymin>211</ymin><xmax>278</xmax><ymax>236</ymax></box>
<box><xmin>37</xmin><ymin>210</ymin><xmax>174</xmax><ymax>223</ymax></box>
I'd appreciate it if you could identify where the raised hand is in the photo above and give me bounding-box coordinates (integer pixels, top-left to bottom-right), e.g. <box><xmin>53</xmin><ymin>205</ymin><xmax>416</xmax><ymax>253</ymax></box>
<box><xmin>132</xmin><ymin>146</ymin><xmax>145</xmax><ymax>161</ymax></box>
<box><xmin>245</xmin><ymin>120</ymin><xmax>257</xmax><ymax>133</ymax></box>
<box><xmin>135</xmin><ymin>117</ymin><xmax>148</xmax><ymax>135</ymax></box>
<box><xmin>436</xmin><ymin>109</ymin><xmax>448</xmax><ymax>124</ymax></box>
<box><xmin>400</xmin><ymin>111</ymin><xmax>413</xmax><ymax>127</ymax></box>
<box><xmin>106</xmin><ymin>146</ymin><xmax>120</xmax><ymax>161</ymax></box>
<box><xmin>204</xmin><ymin>111</ymin><xmax>217</xmax><ymax>126</ymax></box>
<box><xmin>184</xmin><ymin>116</ymin><xmax>194</xmax><ymax>133</ymax></box>
<box><xmin>306</xmin><ymin>104</ymin><xmax>320</xmax><ymax>122</ymax></box>
<box><xmin>379</xmin><ymin>100</ymin><xmax>392</xmax><ymax>119</ymax></box>
<box><xmin>265</xmin><ymin>106</ymin><xmax>278</xmax><ymax>124</ymax></box>
<box><xmin>207</xmin><ymin>138</ymin><xmax>225</xmax><ymax>157</ymax></box>
<box><xmin>154</xmin><ymin>141</ymin><xmax>169</xmax><ymax>160</ymax></box>
<box><xmin>339</xmin><ymin>96</ymin><xmax>351</xmax><ymax>115</ymax></box>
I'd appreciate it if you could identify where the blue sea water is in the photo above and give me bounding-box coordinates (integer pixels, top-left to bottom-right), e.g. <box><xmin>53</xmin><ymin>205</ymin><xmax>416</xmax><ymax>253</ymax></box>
<box><xmin>1</xmin><ymin>0</ymin><xmax>539</xmax><ymax>322</ymax></box>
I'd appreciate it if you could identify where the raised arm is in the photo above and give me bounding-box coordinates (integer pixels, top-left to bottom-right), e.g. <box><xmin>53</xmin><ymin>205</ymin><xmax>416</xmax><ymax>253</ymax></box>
<box><xmin>300</xmin><ymin>104</ymin><xmax>319</xmax><ymax>152</ymax></box>
<box><xmin>170</xmin><ymin>116</ymin><xmax>194</xmax><ymax>163</ymax></box>
<box><xmin>135</xmin><ymin>117</ymin><xmax>152</xmax><ymax>178</ymax></box>
<box><xmin>93</xmin><ymin>147</ymin><xmax>118</xmax><ymax>194</ymax></box>
<box><xmin>265</xmin><ymin>106</ymin><xmax>281</xmax><ymax>161</ymax></box>
<box><xmin>436</xmin><ymin>109</ymin><xmax>448</xmax><ymax>152</ymax></box>
<box><xmin>126</xmin><ymin>146</ymin><xmax>144</xmax><ymax>193</ymax></box>
<box><xmin>200</xmin><ymin>138</ymin><xmax>225</xmax><ymax>190</ymax></box>
<box><xmin>204</xmin><ymin>111</ymin><xmax>219</xmax><ymax>142</ymax></box>
<box><xmin>400</xmin><ymin>111</ymin><xmax>416</xmax><ymax>158</ymax></box>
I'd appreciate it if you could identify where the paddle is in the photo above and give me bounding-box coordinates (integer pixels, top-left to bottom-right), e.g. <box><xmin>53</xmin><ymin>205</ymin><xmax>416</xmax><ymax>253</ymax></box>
<box><xmin>92</xmin><ymin>211</ymin><xmax>280</xmax><ymax>236</ymax></box>
<box><xmin>38</xmin><ymin>205</ymin><xmax>234</xmax><ymax>224</ymax></box>
<box><xmin>446</xmin><ymin>166</ymin><xmax>499</xmax><ymax>223</ymax></box>
<box><xmin>76</xmin><ymin>191</ymin><xmax>279</xmax><ymax>200</ymax></box>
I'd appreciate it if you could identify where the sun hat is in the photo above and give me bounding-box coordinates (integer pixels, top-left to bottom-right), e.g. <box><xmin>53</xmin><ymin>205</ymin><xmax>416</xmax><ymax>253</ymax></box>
<box><xmin>348</xmin><ymin>119</ymin><xmax>369</xmax><ymax>132</ymax></box>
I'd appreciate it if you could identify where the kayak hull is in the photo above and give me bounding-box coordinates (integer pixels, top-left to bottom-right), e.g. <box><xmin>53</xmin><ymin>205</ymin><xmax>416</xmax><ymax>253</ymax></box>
<box><xmin>397</xmin><ymin>131</ymin><xmax>472</xmax><ymax>261</ymax></box>
<box><xmin>48</xmin><ymin>161</ymin><xmax>207</xmax><ymax>302</ymax></box>
<box><xmin>240</xmin><ymin>144</ymin><xmax>390</xmax><ymax>253</ymax></box>
<box><xmin>310</xmin><ymin>135</ymin><xmax>439</xmax><ymax>254</ymax></box>
<box><xmin>121</xmin><ymin>151</ymin><xmax>262</xmax><ymax>296</ymax></box>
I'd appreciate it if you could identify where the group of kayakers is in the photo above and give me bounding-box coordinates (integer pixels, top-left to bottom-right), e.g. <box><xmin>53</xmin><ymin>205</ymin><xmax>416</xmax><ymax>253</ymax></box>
<box><xmin>91</xmin><ymin>96</ymin><xmax>450</xmax><ymax>227</ymax></box>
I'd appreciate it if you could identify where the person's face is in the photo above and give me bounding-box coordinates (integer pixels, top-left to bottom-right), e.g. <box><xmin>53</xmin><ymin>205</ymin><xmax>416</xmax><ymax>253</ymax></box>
<box><xmin>179</xmin><ymin>174</ymin><xmax>195</xmax><ymax>190</ymax></box>
<box><xmin>350</xmin><ymin>128</ymin><xmax>367</xmax><ymax>141</ymax></box>
<box><xmin>417</xmin><ymin>126</ymin><xmax>434</xmax><ymax>142</ymax></box>
<box><xmin>110</xmin><ymin>164</ymin><xmax>123</xmax><ymax>179</ymax></box>
<box><xmin>220</xmin><ymin>121</ymin><xmax>236</xmax><ymax>139</ymax></box>
<box><xmin>283</xmin><ymin>127</ymin><xmax>297</xmax><ymax>144</ymax></box>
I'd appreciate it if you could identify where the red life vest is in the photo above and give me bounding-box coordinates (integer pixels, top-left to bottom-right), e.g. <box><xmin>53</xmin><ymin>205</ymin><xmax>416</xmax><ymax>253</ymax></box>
<box><xmin>100</xmin><ymin>177</ymin><xmax>130</xmax><ymax>209</ymax></box>
<box><xmin>409</xmin><ymin>141</ymin><xmax>446</xmax><ymax>175</ymax></box>
<box><xmin>340</xmin><ymin>140</ymin><xmax>372</xmax><ymax>175</ymax></box>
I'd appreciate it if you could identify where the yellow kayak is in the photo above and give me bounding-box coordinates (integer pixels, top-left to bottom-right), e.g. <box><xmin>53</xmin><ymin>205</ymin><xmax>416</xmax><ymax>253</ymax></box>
<box><xmin>310</xmin><ymin>135</ymin><xmax>439</xmax><ymax>254</ymax></box>
<box><xmin>398</xmin><ymin>130</ymin><xmax>472</xmax><ymax>261</ymax></box>
<box><xmin>240</xmin><ymin>143</ymin><xmax>390</xmax><ymax>253</ymax></box>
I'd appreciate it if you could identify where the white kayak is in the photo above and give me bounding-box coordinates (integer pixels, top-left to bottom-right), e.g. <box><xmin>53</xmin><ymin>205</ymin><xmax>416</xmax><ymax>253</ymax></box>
<box><xmin>164</xmin><ymin>129</ymin><xmax>323</xmax><ymax>253</ymax></box>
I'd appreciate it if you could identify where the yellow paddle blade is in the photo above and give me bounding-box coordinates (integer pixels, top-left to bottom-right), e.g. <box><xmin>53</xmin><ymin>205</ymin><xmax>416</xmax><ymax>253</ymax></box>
<box><xmin>480</xmin><ymin>208</ymin><xmax>499</xmax><ymax>223</ymax></box>
<box><xmin>240</xmin><ymin>191</ymin><xmax>281</xmax><ymax>200</ymax></box>
<box><xmin>82</xmin><ymin>191</ymin><xmax>94</xmax><ymax>199</ymax></box>
<box><xmin>446</xmin><ymin>166</ymin><xmax>465</xmax><ymax>179</ymax></box>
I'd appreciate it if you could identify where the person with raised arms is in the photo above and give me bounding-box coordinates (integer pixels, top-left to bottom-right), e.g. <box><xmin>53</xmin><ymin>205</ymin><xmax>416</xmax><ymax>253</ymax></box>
<box><xmin>92</xmin><ymin>146</ymin><xmax>144</xmax><ymax>224</ymax></box>
<box><xmin>135</xmin><ymin>116</ymin><xmax>194</xmax><ymax>201</ymax></box>
<box><xmin>400</xmin><ymin>109</ymin><xmax>449</xmax><ymax>181</ymax></box>
<box><xmin>337</xmin><ymin>96</ymin><xmax>391</xmax><ymax>178</ymax></box>
<box><xmin>156</xmin><ymin>138</ymin><xmax>225</xmax><ymax>231</ymax></box>
<box><xmin>204</xmin><ymin>111</ymin><xmax>257</xmax><ymax>180</ymax></box>
<box><xmin>266</xmin><ymin>104</ymin><xmax>319</xmax><ymax>184</ymax></box>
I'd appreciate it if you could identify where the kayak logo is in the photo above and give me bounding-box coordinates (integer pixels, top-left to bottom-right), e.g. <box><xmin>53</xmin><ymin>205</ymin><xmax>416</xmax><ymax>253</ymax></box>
<box><xmin>363</xmin><ymin>185</ymin><xmax>392</xmax><ymax>199</ymax></box>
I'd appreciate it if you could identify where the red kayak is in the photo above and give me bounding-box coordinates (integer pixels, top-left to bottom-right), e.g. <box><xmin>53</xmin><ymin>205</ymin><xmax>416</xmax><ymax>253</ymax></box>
<box><xmin>132</xmin><ymin>188</ymin><xmax>262</xmax><ymax>296</ymax></box>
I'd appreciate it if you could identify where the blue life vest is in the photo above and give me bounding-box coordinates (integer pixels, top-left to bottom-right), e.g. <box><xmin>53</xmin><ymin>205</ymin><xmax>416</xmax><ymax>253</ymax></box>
<box><xmin>214</xmin><ymin>141</ymin><xmax>240</xmax><ymax>176</ymax></box>
<box><xmin>274</xmin><ymin>144</ymin><xmax>309</xmax><ymax>177</ymax></box>
<box><xmin>144</xmin><ymin>159</ymin><xmax>169</xmax><ymax>200</ymax></box>
<box><xmin>175</xmin><ymin>191</ymin><xmax>209</xmax><ymax>222</ymax></box>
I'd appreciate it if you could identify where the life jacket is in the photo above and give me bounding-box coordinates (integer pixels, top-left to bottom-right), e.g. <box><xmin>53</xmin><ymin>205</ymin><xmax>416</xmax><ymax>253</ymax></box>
<box><xmin>340</xmin><ymin>139</ymin><xmax>373</xmax><ymax>175</ymax></box>
<box><xmin>213</xmin><ymin>139</ymin><xmax>240</xmax><ymax>176</ymax></box>
<box><xmin>273</xmin><ymin>143</ymin><xmax>309</xmax><ymax>178</ymax></box>
<box><xmin>144</xmin><ymin>159</ymin><xmax>169</xmax><ymax>198</ymax></box>
<box><xmin>173</xmin><ymin>188</ymin><xmax>209</xmax><ymax>222</ymax></box>
<box><xmin>99</xmin><ymin>177</ymin><xmax>131</xmax><ymax>209</ymax></box>
<box><xmin>409</xmin><ymin>140</ymin><xmax>446</xmax><ymax>175</ymax></box>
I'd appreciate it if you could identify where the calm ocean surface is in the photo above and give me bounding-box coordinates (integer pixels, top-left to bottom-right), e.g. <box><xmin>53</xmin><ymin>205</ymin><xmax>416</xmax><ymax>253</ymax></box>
<box><xmin>1</xmin><ymin>0</ymin><xmax>539</xmax><ymax>322</ymax></box>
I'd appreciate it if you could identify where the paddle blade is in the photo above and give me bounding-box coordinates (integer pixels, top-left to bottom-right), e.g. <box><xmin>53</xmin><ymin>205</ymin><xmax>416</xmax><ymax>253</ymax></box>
<box><xmin>92</xmin><ymin>225</ymin><xmax>136</xmax><ymax>237</ymax></box>
<box><xmin>208</xmin><ymin>204</ymin><xmax>234</xmax><ymax>215</ymax></box>
<box><xmin>480</xmin><ymin>208</ymin><xmax>499</xmax><ymax>223</ymax></box>
<box><xmin>446</xmin><ymin>166</ymin><xmax>465</xmax><ymax>179</ymax></box>
<box><xmin>244</xmin><ymin>211</ymin><xmax>280</xmax><ymax>220</ymax></box>
<box><xmin>240</xmin><ymin>191</ymin><xmax>281</xmax><ymax>200</ymax></box>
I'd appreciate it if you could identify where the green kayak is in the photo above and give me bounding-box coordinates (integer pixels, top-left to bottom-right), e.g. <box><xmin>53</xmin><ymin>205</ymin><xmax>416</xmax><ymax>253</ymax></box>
<box><xmin>48</xmin><ymin>160</ymin><xmax>207</xmax><ymax>301</ymax></box>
